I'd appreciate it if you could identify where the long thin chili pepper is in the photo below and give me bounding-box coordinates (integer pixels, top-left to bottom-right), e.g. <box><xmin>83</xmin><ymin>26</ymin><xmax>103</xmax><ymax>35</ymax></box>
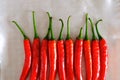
<box><xmin>89</xmin><ymin>18</ymin><xmax>100</xmax><ymax>80</ymax></box>
<box><xmin>30</xmin><ymin>11</ymin><xmax>40</xmax><ymax>80</ymax></box>
<box><xmin>65</xmin><ymin>16</ymin><xmax>74</xmax><ymax>80</ymax></box>
<box><xmin>74</xmin><ymin>27</ymin><xmax>83</xmax><ymax>80</ymax></box>
<box><xmin>12</xmin><ymin>21</ymin><xmax>32</xmax><ymax>80</ymax></box>
<box><xmin>83</xmin><ymin>13</ymin><xmax>92</xmax><ymax>80</ymax></box>
<box><xmin>48</xmin><ymin>16</ymin><xmax>57</xmax><ymax>80</ymax></box>
<box><xmin>95</xmin><ymin>19</ymin><xmax>108</xmax><ymax>80</ymax></box>
<box><xmin>39</xmin><ymin>12</ymin><xmax>51</xmax><ymax>80</ymax></box>
<box><xmin>57</xmin><ymin>19</ymin><xmax>66</xmax><ymax>80</ymax></box>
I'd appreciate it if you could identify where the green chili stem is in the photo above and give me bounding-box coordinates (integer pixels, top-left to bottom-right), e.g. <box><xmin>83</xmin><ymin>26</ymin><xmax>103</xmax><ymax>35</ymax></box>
<box><xmin>85</xmin><ymin>13</ymin><xmax>89</xmax><ymax>40</ymax></box>
<box><xmin>44</xmin><ymin>28</ymin><xmax>50</xmax><ymax>39</ymax></box>
<box><xmin>88</xmin><ymin>18</ymin><xmax>97</xmax><ymax>40</ymax></box>
<box><xmin>66</xmin><ymin>16</ymin><xmax>71</xmax><ymax>40</ymax></box>
<box><xmin>58</xmin><ymin>19</ymin><xmax>64</xmax><ymax>40</ymax></box>
<box><xmin>12</xmin><ymin>21</ymin><xmax>28</xmax><ymax>39</ymax></box>
<box><xmin>46</xmin><ymin>12</ymin><xmax>51</xmax><ymax>29</ymax></box>
<box><xmin>32</xmin><ymin>11</ymin><xmax>39</xmax><ymax>38</ymax></box>
<box><xmin>49</xmin><ymin>17</ymin><xmax>55</xmax><ymax>40</ymax></box>
<box><xmin>77</xmin><ymin>27</ymin><xmax>83</xmax><ymax>39</ymax></box>
<box><xmin>95</xmin><ymin>19</ymin><xmax>103</xmax><ymax>40</ymax></box>
<box><xmin>44</xmin><ymin>12</ymin><xmax>51</xmax><ymax>39</ymax></box>
<box><xmin>46</xmin><ymin>12</ymin><xmax>51</xmax><ymax>18</ymax></box>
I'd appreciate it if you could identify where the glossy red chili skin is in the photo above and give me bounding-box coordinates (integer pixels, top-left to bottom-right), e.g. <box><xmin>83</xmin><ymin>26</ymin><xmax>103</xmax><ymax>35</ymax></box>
<box><xmin>91</xmin><ymin>40</ymin><xmax>100</xmax><ymax>80</ymax></box>
<box><xmin>99</xmin><ymin>39</ymin><xmax>108</xmax><ymax>80</ymax></box>
<box><xmin>48</xmin><ymin>40</ymin><xmax>57</xmax><ymax>80</ymax></box>
<box><xmin>20</xmin><ymin>39</ymin><xmax>32</xmax><ymax>80</ymax></box>
<box><xmin>83</xmin><ymin>40</ymin><xmax>92</xmax><ymax>80</ymax></box>
<box><xmin>30</xmin><ymin>38</ymin><xmax>40</xmax><ymax>80</ymax></box>
<box><xmin>74</xmin><ymin>39</ymin><xmax>83</xmax><ymax>80</ymax></box>
<box><xmin>57</xmin><ymin>40</ymin><xmax>66</xmax><ymax>80</ymax></box>
<box><xmin>39</xmin><ymin>39</ymin><xmax>48</xmax><ymax>80</ymax></box>
<box><xmin>65</xmin><ymin>39</ymin><xmax>74</xmax><ymax>80</ymax></box>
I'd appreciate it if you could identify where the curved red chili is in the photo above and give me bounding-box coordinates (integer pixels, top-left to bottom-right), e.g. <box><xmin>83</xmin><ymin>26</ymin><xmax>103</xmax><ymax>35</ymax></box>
<box><xmin>95</xmin><ymin>19</ymin><xmax>108</xmax><ymax>80</ymax></box>
<box><xmin>65</xmin><ymin>16</ymin><xmax>74</xmax><ymax>80</ymax></box>
<box><xmin>57</xmin><ymin>19</ymin><xmax>66</xmax><ymax>80</ymax></box>
<box><xmin>89</xmin><ymin>18</ymin><xmax>100</xmax><ymax>80</ymax></box>
<box><xmin>83</xmin><ymin>14</ymin><xmax>92</xmax><ymax>80</ymax></box>
<box><xmin>48</xmin><ymin>16</ymin><xmax>57</xmax><ymax>80</ymax></box>
<box><xmin>30</xmin><ymin>11</ymin><xmax>40</xmax><ymax>80</ymax></box>
<box><xmin>74</xmin><ymin>27</ymin><xmax>83</xmax><ymax>80</ymax></box>
<box><xmin>12</xmin><ymin>21</ymin><xmax>32</xmax><ymax>80</ymax></box>
<box><xmin>39</xmin><ymin>12</ymin><xmax>51</xmax><ymax>80</ymax></box>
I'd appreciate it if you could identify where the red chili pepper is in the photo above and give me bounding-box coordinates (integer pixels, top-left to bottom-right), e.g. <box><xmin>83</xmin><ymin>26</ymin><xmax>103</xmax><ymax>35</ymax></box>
<box><xmin>48</xmin><ymin>16</ymin><xmax>57</xmax><ymax>80</ymax></box>
<box><xmin>39</xmin><ymin>12</ymin><xmax>51</xmax><ymax>80</ymax></box>
<box><xmin>65</xmin><ymin>16</ymin><xmax>74</xmax><ymax>80</ymax></box>
<box><xmin>83</xmin><ymin>14</ymin><xmax>92</xmax><ymax>80</ymax></box>
<box><xmin>12</xmin><ymin>21</ymin><xmax>32</xmax><ymax>80</ymax></box>
<box><xmin>74</xmin><ymin>27</ymin><xmax>83</xmax><ymax>80</ymax></box>
<box><xmin>95</xmin><ymin>19</ymin><xmax>108</xmax><ymax>80</ymax></box>
<box><xmin>30</xmin><ymin>11</ymin><xmax>40</xmax><ymax>80</ymax></box>
<box><xmin>89</xmin><ymin>18</ymin><xmax>100</xmax><ymax>80</ymax></box>
<box><xmin>57</xmin><ymin>19</ymin><xmax>66</xmax><ymax>80</ymax></box>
